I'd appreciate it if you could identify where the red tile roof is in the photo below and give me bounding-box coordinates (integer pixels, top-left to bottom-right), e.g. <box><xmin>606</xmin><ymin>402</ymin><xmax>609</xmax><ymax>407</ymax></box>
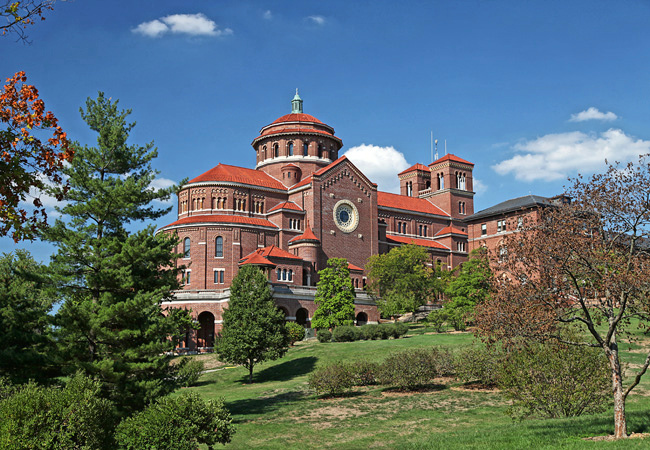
<box><xmin>430</xmin><ymin>153</ymin><xmax>474</xmax><ymax>166</ymax></box>
<box><xmin>259</xmin><ymin>127</ymin><xmax>336</xmax><ymax>138</ymax></box>
<box><xmin>387</xmin><ymin>235</ymin><xmax>449</xmax><ymax>250</ymax></box>
<box><xmin>289</xmin><ymin>156</ymin><xmax>349</xmax><ymax>190</ymax></box>
<box><xmin>289</xmin><ymin>225</ymin><xmax>319</xmax><ymax>243</ymax></box>
<box><xmin>188</xmin><ymin>163</ymin><xmax>286</xmax><ymax>190</ymax></box>
<box><xmin>267</xmin><ymin>201</ymin><xmax>304</xmax><ymax>213</ymax></box>
<box><xmin>398</xmin><ymin>163</ymin><xmax>430</xmax><ymax>176</ymax></box>
<box><xmin>291</xmin><ymin>174</ymin><xmax>312</xmax><ymax>189</ymax></box>
<box><xmin>377</xmin><ymin>191</ymin><xmax>449</xmax><ymax>216</ymax></box>
<box><xmin>348</xmin><ymin>262</ymin><xmax>363</xmax><ymax>272</ymax></box>
<box><xmin>272</xmin><ymin>113</ymin><xmax>323</xmax><ymax>125</ymax></box>
<box><xmin>242</xmin><ymin>245</ymin><xmax>303</xmax><ymax>262</ymax></box>
<box><xmin>159</xmin><ymin>215</ymin><xmax>278</xmax><ymax>231</ymax></box>
<box><xmin>435</xmin><ymin>226</ymin><xmax>468</xmax><ymax>236</ymax></box>
<box><xmin>240</xmin><ymin>252</ymin><xmax>276</xmax><ymax>267</ymax></box>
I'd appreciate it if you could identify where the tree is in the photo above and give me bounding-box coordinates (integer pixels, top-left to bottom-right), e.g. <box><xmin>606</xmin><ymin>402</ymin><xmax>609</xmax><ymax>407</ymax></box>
<box><xmin>1</xmin><ymin>1</ymin><xmax>56</xmax><ymax>42</ymax></box>
<box><xmin>217</xmin><ymin>265</ymin><xmax>289</xmax><ymax>383</ymax></box>
<box><xmin>0</xmin><ymin>250</ymin><xmax>57</xmax><ymax>383</ymax></box>
<box><xmin>366</xmin><ymin>244</ymin><xmax>439</xmax><ymax>318</ymax></box>
<box><xmin>443</xmin><ymin>247</ymin><xmax>493</xmax><ymax>327</ymax></box>
<box><xmin>312</xmin><ymin>257</ymin><xmax>355</xmax><ymax>329</ymax></box>
<box><xmin>1</xmin><ymin>71</ymin><xmax>73</xmax><ymax>241</ymax></box>
<box><xmin>115</xmin><ymin>392</ymin><xmax>235</xmax><ymax>450</ymax></box>
<box><xmin>476</xmin><ymin>155</ymin><xmax>650</xmax><ymax>439</ymax></box>
<box><xmin>46</xmin><ymin>93</ymin><xmax>192</xmax><ymax>414</ymax></box>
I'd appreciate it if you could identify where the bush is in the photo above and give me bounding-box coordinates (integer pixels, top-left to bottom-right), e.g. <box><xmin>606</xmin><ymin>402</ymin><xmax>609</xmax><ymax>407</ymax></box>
<box><xmin>427</xmin><ymin>309</ymin><xmax>448</xmax><ymax>332</ymax></box>
<box><xmin>455</xmin><ymin>345</ymin><xmax>504</xmax><ymax>386</ymax></box>
<box><xmin>392</xmin><ymin>322</ymin><xmax>409</xmax><ymax>338</ymax></box>
<box><xmin>286</xmin><ymin>322</ymin><xmax>306</xmax><ymax>345</ymax></box>
<box><xmin>115</xmin><ymin>392</ymin><xmax>235</xmax><ymax>450</ymax></box>
<box><xmin>316</xmin><ymin>329</ymin><xmax>331</xmax><ymax>343</ymax></box>
<box><xmin>308</xmin><ymin>362</ymin><xmax>355</xmax><ymax>396</ymax></box>
<box><xmin>498</xmin><ymin>341</ymin><xmax>610</xmax><ymax>419</ymax></box>
<box><xmin>176</xmin><ymin>357</ymin><xmax>205</xmax><ymax>387</ymax></box>
<box><xmin>350</xmin><ymin>360</ymin><xmax>379</xmax><ymax>386</ymax></box>
<box><xmin>360</xmin><ymin>324</ymin><xmax>382</xmax><ymax>340</ymax></box>
<box><xmin>378</xmin><ymin>323</ymin><xmax>392</xmax><ymax>339</ymax></box>
<box><xmin>378</xmin><ymin>348</ymin><xmax>449</xmax><ymax>390</ymax></box>
<box><xmin>332</xmin><ymin>325</ymin><xmax>359</xmax><ymax>342</ymax></box>
<box><xmin>0</xmin><ymin>373</ymin><xmax>115</xmax><ymax>450</ymax></box>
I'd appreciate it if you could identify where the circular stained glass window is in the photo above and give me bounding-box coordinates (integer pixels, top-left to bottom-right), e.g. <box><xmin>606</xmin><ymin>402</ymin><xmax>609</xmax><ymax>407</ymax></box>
<box><xmin>333</xmin><ymin>200</ymin><xmax>359</xmax><ymax>233</ymax></box>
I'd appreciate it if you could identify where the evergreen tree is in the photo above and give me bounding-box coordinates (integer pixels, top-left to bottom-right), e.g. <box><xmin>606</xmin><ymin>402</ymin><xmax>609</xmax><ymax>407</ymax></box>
<box><xmin>0</xmin><ymin>250</ymin><xmax>56</xmax><ymax>383</ymax></box>
<box><xmin>46</xmin><ymin>93</ymin><xmax>192</xmax><ymax>414</ymax></box>
<box><xmin>311</xmin><ymin>258</ymin><xmax>355</xmax><ymax>329</ymax></box>
<box><xmin>217</xmin><ymin>265</ymin><xmax>289</xmax><ymax>383</ymax></box>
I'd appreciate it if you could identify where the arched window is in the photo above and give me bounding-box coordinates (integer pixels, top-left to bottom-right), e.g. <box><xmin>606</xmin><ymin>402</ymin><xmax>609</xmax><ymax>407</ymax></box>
<box><xmin>288</xmin><ymin>142</ymin><xmax>294</xmax><ymax>156</ymax></box>
<box><xmin>318</xmin><ymin>145</ymin><xmax>322</xmax><ymax>158</ymax></box>
<box><xmin>215</xmin><ymin>236</ymin><xmax>223</xmax><ymax>258</ymax></box>
<box><xmin>288</xmin><ymin>269</ymin><xmax>293</xmax><ymax>282</ymax></box>
<box><xmin>277</xmin><ymin>268</ymin><xmax>282</xmax><ymax>280</ymax></box>
<box><xmin>183</xmin><ymin>237</ymin><xmax>190</xmax><ymax>258</ymax></box>
<box><xmin>282</xmin><ymin>269</ymin><xmax>287</xmax><ymax>280</ymax></box>
<box><xmin>273</xmin><ymin>143</ymin><xmax>279</xmax><ymax>158</ymax></box>
<box><xmin>303</xmin><ymin>142</ymin><xmax>309</xmax><ymax>156</ymax></box>
<box><xmin>262</xmin><ymin>145</ymin><xmax>267</xmax><ymax>158</ymax></box>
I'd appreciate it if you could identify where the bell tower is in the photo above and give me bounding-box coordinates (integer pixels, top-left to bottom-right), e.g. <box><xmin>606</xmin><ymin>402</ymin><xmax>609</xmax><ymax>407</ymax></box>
<box><xmin>424</xmin><ymin>154</ymin><xmax>474</xmax><ymax>220</ymax></box>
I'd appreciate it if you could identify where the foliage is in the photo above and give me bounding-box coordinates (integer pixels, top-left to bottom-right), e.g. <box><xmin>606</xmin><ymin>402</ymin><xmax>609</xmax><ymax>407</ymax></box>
<box><xmin>0</xmin><ymin>373</ymin><xmax>115</xmax><ymax>450</ymax></box>
<box><xmin>46</xmin><ymin>93</ymin><xmax>191</xmax><ymax>414</ymax></box>
<box><xmin>176</xmin><ymin>357</ymin><xmax>205</xmax><ymax>388</ymax></box>
<box><xmin>217</xmin><ymin>265</ymin><xmax>289</xmax><ymax>383</ymax></box>
<box><xmin>426</xmin><ymin>309</ymin><xmax>448</xmax><ymax>332</ymax></box>
<box><xmin>286</xmin><ymin>321</ymin><xmax>306</xmax><ymax>345</ymax></box>
<box><xmin>316</xmin><ymin>329</ymin><xmax>331</xmax><ymax>343</ymax></box>
<box><xmin>0</xmin><ymin>71</ymin><xmax>73</xmax><ymax>241</ymax></box>
<box><xmin>366</xmin><ymin>244</ymin><xmax>441</xmax><ymax>317</ymax></box>
<box><xmin>498</xmin><ymin>340</ymin><xmax>610</xmax><ymax>420</ymax></box>
<box><xmin>308</xmin><ymin>362</ymin><xmax>355</xmax><ymax>397</ymax></box>
<box><xmin>332</xmin><ymin>325</ymin><xmax>361</xmax><ymax>342</ymax></box>
<box><xmin>360</xmin><ymin>324</ymin><xmax>383</xmax><ymax>340</ymax></box>
<box><xmin>349</xmin><ymin>360</ymin><xmax>379</xmax><ymax>386</ymax></box>
<box><xmin>1</xmin><ymin>1</ymin><xmax>55</xmax><ymax>42</ymax></box>
<box><xmin>115</xmin><ymin>392</ymin><xmax>235</xmax><ymax>450</ymax></box>
<box><xmin>0</xmin><ymin>250</ymin><xmax>57</xmax><ymax>383</ymax></box>
<box><xmin>454</xmin><ymin>344</ymin><xmax>504</xmax><ymax>386</ymax></box>
<box><xmin>385</xmin><ymin>322</ymin><xmax>409</xmax><ymax>339</ymax></box>
<box><xmin>476</xmin><ymin>156</ymin><xmax>650</xmax><ymax>438</ymax></box>
<box><xmin>312</xmin><ymin>258</ymin><xmax>356</xmax><ymax>329</ymax></box>
<box><xmin>378</xmin><ymin>347</ymin><xmax>454</xmax><ymax>390</ymax></box>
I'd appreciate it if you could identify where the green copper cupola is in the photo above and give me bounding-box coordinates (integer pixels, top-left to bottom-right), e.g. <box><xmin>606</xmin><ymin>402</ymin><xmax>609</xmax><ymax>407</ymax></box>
<box><xmin>291</xmin><ymin>89</ymin><xmax>303</xmax><ymax>113</ymax></box>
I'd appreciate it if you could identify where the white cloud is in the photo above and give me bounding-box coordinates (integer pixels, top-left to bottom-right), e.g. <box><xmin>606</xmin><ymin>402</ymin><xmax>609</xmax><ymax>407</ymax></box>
<box><xmin>569</xmin><ymin>107</ymin><xmax>618</xmax><ymax>122</ymax></box>
<box><xmin>492</xmin><ymin>129</ymin><xmax>650</xmax><ymax>182</ymax></box>
<box><xmin>306</xmin><ymin>15</ymin><xmax>326</xmax><ymax>26</ymax></box>
<box><xmin>472</xmin><ymin>178</ymin><xmax>487</xmax><ymax>196</ymax></box>
<box><xmin>263</xmin><ymin>10</ymin><xmax>273</xmax><ymax>20</ymax></box>
<box><xmin>133</xmin><ymin>13</ymin><xmax>233</xmax><ymax>38</ymax></box>
<box><xmin>344</xmin><ymin>144</ymin><xmax>409</xmax><ymax>193</ymax></box>
<box><xmin>149</xmin><ymin>177</ymin><xmax>177</xmax><ymax>205</ymax></box>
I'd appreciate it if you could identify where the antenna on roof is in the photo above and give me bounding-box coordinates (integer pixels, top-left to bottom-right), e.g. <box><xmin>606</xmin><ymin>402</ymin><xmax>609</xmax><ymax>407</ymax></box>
<box><xmin>434</xmin><ymin>139</ymin><xmax>438</xmax><ymax>161</ymax></box>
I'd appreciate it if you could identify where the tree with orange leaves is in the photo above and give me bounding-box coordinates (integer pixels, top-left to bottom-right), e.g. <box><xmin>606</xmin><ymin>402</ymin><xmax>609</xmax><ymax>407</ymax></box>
<box><xmin>476</xmin><ymin>155</ymin><xmax>650</xmax><ymax>439</ymax></box>
<box><xmin>0</xmin><ymin>71</ymin><xmax>73</xmax><ymax>241</ymax></box>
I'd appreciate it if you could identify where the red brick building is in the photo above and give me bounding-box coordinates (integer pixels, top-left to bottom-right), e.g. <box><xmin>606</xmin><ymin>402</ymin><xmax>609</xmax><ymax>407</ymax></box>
<box><xmin>158</xmin><ymin>92</ymin><xmax>475</xmax><ymax>350</ymax></box>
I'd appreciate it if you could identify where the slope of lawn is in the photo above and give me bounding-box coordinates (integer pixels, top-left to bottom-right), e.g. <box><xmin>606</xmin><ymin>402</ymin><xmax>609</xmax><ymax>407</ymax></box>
<box><xmin>185</xmin><ymin>325</ymin><xmax>650</xmax><ymax>449</ymax></box>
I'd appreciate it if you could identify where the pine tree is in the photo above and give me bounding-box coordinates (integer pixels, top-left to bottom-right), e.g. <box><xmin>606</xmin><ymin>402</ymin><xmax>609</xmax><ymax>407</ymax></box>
<box><xmin>46</xmin><ymin>93</ymin><xmax>192</xmax><ymax>414</ymax></box>
<box><xmin>217</xmin><ymin>265</ymin><xmax>289</xmax><ymax>383</ymax></box>
<box><xmin>311</xmin><ymin>258</ymin><xmax>355</xmax><ymax>329</ymax></box>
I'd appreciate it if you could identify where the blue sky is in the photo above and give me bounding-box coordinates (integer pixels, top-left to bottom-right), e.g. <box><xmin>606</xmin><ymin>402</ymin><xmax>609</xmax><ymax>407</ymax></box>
<box><xmin>4</xmin><ymin>0</ymin><xmax>650</xmax><ymax>262</ymax></box>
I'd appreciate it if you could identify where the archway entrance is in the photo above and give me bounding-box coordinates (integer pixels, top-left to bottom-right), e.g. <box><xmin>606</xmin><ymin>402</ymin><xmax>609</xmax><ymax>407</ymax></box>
<box><xmin>356</xmin><ymin>312</ymin><xmax>368</xmax><ymax>326</ymax></box>
<box><xmin>197</xmin><ymin>311</ymin><xmax>215</xmax><ymax>348</ymax></box>
<box><xmin>296</xmin><ymin>308</ymin><xmax>309</xmax><ymax>327</ymax></box>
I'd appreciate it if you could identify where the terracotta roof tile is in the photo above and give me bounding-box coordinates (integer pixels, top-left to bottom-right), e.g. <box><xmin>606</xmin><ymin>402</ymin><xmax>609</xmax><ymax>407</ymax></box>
<box><xmin>240</xmin><ymin>252</ymin><xmax>276</xmax><ymax>267</ymax></box>
<box><xmin>289</xmin><ymin>225</ymin><xmax>319</xmax><ymax>243</ymax></box>
<box><xmin>267</xmin><ymin>201</ymin><xmax>304</xmax><ymax>213</ymax></box>
<box><xmin>291</xmin><ymin>175</ymin><xmax>312</xmax><ymax>189</ymax></box>
<box><xmin>398</xmin><ymin>163</ymin><xmax>430</xmax><ymax>176</ymax></box>
<box><xmin>188</xmin><ymin>163</ymin><xmax>286</xmax><ymax>190</ymax></box>
<box><xmin>272</xmin><ymin>113</ymin><xmax>323</xmax><ymax>125</ymax></box>
<box><xmin>246</xmin><ymin>245</ymin><xmax>303</xmax><ymax>261</ymax></box>
<box><xmin>430</xmin><ymin>153</ymin><xmax>474</xmax><ymax>166</ymax></box>
<box><xmin>348</xmin><ymin>262</ymin><xmax>363</xmax><ymax>272</ymax></box>
<box><xmin>435</xmin><ymin>226</ymin><xmax>468</xmax><ymax>236</ymax></box>
<box><xmin>387</xmin><ymin>235</ymin><xmax>449</xmax><ymax>250</ymax></box>
<box><xmin>159</xmin><ymin>215</ymin><xmax>278</xmax><ymax>231</ymax></box>
<box><xmin>258</xmin><ymin>127</ymin><xmax>337</xmax><ymax>138</ymax></box>
<box><xmin>377</xmin><ymin>191</ymin><xmax>449</xmax><ymax>216</ymax></box>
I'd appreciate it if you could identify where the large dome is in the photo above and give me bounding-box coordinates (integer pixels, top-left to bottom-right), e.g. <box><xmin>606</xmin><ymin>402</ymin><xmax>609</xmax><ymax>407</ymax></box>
<box><xmin>271</xmin><ymin>113</ymin><xmax>323</xmax><ymax>125</ymax></box>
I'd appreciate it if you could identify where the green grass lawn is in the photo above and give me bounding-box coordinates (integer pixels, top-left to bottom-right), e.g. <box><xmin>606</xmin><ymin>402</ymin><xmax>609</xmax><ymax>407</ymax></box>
<box><xmin>185</xmin><ymin>325</ymin><xmax>650</xmax><ymax>449</ymax></box>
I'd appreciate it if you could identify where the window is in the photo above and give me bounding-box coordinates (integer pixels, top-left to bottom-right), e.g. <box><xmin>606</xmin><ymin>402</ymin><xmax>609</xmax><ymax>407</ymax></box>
<box><xmin>214</xmin><ymin>269</ymin><xmax>225</xmax><ymax>284</ymax></box>
<box><xmin>288</xmin><ymin>142</ymin><xmax>294</xmax><ymax>156</ymax></box>
<box><xmin>517</xmin><ymin>216</ymin><xmax>523</xmax><ymax>230</ymax></box>
<box><xmin>318</xmin><ymin>144</ymin><xmax>323</xmax><ymax>158</ymax></box>
<box><xmin>497</xmin><ymin>220</ymin><xmax>506</xmax><ymax>233</ymax></box>
<box><xmin>183</xmin><ymin>237</ymin><xmax>190</xmax><ymax>258</ymax></box>
<box><xmin>481</xmin><ymin>223</ymin><xmax>487</xmax><ymax>235</ymax></box>
<box><xmin>498</xmin><ymin>246</ymin><xmax>508</xmax><ymax>263</ymax></box>
<box><xmin>424</xmin><ymin>225</ymin><xmax>428</xmax><ymax>236</ymax></box>
<box><xmin>457</xmin><ymin>242</ymin><xmax>466</xmax><ymax>252</ymax></box>
<box><xmin>419</xmin><ymin>224</ymin><xmax>423</xmax><ymax>236</ymax></box>
<box><xmin>303</xmin><ymin>142</ymin><xmax>309</xmax><ymax>156</ymax></box>
<box><xmin>215</xmin><ymin>236</ymin><xmax>223</xmax><ymax>258</ymax></box>
<box><xmin>183</xmin><ymin>270</ymin><xmax>191</xmax><ymax>284</ymax></box>
<box><xmin>277</xmin><ymin>268</ymin><xmax>281</xmax><ymax>280</ymax></box>
<box><xmin>288</xmin><ymin>269</ymin><xmax>293</xmax><ymax>282</ymax></box>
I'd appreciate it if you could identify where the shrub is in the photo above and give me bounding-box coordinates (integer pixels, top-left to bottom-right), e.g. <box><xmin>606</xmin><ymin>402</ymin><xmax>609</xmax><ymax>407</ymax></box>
<box><xmin>0</xmin><ymin>373</ymin><xmax>115</xmax><ymax>450</ymax></box>
<box><xmin>115</xmin><ymin>392</ymin><xmax>235</xmax><ymax>449</ymax></box>
<box><xmin>361</xmin><ymin>324</ymin><xmax>382</xmax><ymax>340</ymax></box>
<box><xmin>378</xmin><ymin>323</ymin><xmax>392</xmax><ymax>339</ymax></box>
<box><xmin>378</xmin><ymin>348</ymin><xmax>444</xmax><ymax>390</ymax></box>
<box><xmin>393</xmin><ymin>322</ymin><xmax>409</xmax><ymax>338</ymax></box>
<box><xmin>455</xmin><ymin>345</ymin><xmax>504</xmax><ymax>386</ymax></box>
<box><xmin>308</xmin><ymin>362</ymin><xmax>355</xmax><ymax>396</ymax></box>
<box><xmin>350</xmin><ymin>360</ymin><xmax>379</xmax><ymax>386</ymax></box>
<box><xmin>332</xmin><ymin>325</ymin><xmax>359</xmax><ymax>342</ymax></box>
<box><xmin>176</xmin><ymin>357</ymin><xmax>205</xmax><ymax>387</ymax></box>
<box><xmin>498</xmin><ymin>341</ymin><xmax>610</xmax><ymax>420</ymax></box>
<box><xmin>427</xmin><ymin>309</ymin><xmax>448</xmax><ymax>332</ymax></box>
<box><xmin>430</xmin><ymin>346</ymin><xmax>456</xmax><ymax>377</ymax></box>
<box><xmin>286</xmin><ymin>322</ymin><xmax>306</xmax><ymax>345</ymax></box>
<box><xmin>316</xmin><ymin>329</ymin><xmax>331</xmax><ymax>343</ymax></box>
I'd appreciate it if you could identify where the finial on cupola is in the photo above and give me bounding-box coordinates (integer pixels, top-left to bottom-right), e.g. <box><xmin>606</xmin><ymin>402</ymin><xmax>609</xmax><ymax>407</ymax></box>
<box><xmin>291</xmin><ymin>89</ymin><xmax>303</xmax><ymax>113</ymax></box>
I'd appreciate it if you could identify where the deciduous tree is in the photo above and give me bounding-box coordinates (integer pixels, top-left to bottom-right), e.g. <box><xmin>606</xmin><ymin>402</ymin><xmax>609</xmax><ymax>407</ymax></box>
<box><xmin>1</xmin><ymin>1</ymin><xmax>56</xmax><ymax>42</ymax></box>
<box><xmin>217</xmin><ymin>265</ymin><xmax>289</xmax><ymax>383</ymax></box>
<box><xmin>47</xmin><ymin>93</ymin><xmax>191</xmax><ymax>414</ymax></box>
<box><xmin>0</xmin><ymin>71</ymin><xmax>72</xmax><ymax>241</ymax></box>
<box><xmin>476</xmin><ymin>155</ymin><xmax>650</xmax><ymax>439</ymax></box>
<box><xmin>312</xmin><ymin>258</ymin><xmax>355</xmax><ymax>329</ymax></box>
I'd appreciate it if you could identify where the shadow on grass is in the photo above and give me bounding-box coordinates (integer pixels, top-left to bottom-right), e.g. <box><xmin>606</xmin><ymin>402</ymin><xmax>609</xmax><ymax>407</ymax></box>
<box><xmin>380</xmin><ymin>383</ymin><xmax>447</xmax><ymax>394</ymax></box>
<box><xmin>227</xmin><ymin>390</ymin><xmax>307</xmax><ymax>420</ymax></box>
<box><xmin>238</xmin><ymin>356</ymin><xmax>318</xmax><ymax>384</ymax></box>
